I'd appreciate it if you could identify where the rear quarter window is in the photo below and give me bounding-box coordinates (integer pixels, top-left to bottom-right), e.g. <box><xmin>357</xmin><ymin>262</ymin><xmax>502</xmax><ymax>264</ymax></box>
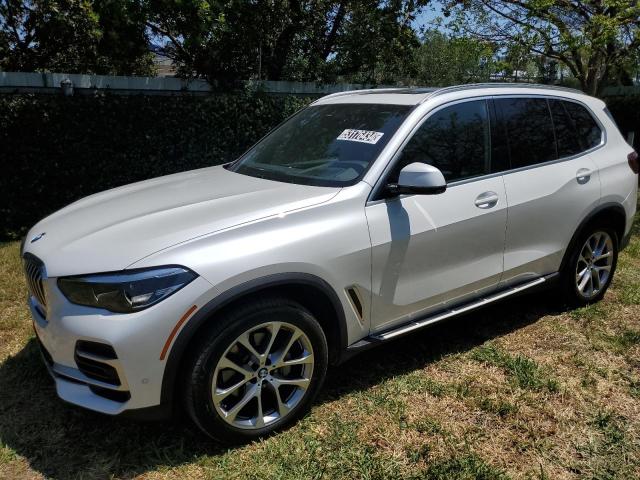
<box><xmin>562</xmin><ymin>101</ymin><xmax>602</xmax><ymax>150</ymax></box>
<box><xmin>549</xmin><ymin>99</ymin><xmax>582</xmax><ymax>158</ymax></box>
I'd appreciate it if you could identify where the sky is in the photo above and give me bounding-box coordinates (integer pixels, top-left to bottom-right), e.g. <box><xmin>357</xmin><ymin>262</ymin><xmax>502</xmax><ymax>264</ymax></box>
<box><xmin>411</xmin><ymin>2</ymin><xmax>452</xmax><ymax>36</ymax></box>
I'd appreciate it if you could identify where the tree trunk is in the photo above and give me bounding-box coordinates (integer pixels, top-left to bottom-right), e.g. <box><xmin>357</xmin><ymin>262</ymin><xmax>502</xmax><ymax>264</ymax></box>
<box><xmin>264</xmin><ymin>0</ymin><xmax>304</xmax><ymax>80</ymax></box>
<box><xmin>322</xmin><ymin>2</ymin><xmax>346</xmax><ymax>60</ymax></box>
<box><xmin>583</xmin><ymin>67</ymin><xmax>601</xmax><ymax>96</ymax></box>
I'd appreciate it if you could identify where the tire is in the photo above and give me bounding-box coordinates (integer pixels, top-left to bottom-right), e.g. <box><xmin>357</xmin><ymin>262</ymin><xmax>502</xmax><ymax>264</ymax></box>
<box><xmin>183</xmin><ymin>296</ymin><xmax>328</xmax><ymax>444</ymax></box>
<box><xmin>559</xmin><ymin>223</ymin><xmax>619</xmax><ymax>307</ymax></box>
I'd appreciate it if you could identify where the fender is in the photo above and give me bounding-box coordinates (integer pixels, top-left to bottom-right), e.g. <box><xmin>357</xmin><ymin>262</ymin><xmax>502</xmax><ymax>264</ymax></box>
<box><xmin>559</xmin><ymin>201</ymin><xmax>627</xmax><ymax>274</ymax></box>
<box><xmin>159</xmin><ymin>272</ymin><xmax>348</xmax><ymax>408</ymax></box>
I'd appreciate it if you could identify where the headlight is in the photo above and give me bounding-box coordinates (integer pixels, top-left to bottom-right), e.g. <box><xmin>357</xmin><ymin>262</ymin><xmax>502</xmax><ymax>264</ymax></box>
<box><xmin>57</xmin><ymin>266</ymin><xmax>197</xmax><ymax>313</ymax></box>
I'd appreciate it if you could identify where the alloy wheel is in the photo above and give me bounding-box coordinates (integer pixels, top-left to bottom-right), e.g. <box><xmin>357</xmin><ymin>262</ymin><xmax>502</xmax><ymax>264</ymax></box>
<box><xmin>575</xmin><ymin>231</ymin><xmax>614</xmax><ymax>299</ymax></box>
<box><xmin>211</xmin><ymin>321</ymin><xmax>314</xmax><ymax>429</ymax></box>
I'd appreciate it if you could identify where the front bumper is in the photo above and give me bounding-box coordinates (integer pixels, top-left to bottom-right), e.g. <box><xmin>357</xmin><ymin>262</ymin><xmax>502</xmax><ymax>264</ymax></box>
<box><xmin>29</xmin><ymin>275</ymin><xmax>214</xmax><ymax>415</ymax></box>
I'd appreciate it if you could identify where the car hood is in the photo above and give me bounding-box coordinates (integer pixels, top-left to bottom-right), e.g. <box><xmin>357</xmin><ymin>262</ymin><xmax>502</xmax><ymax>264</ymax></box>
<box><xmin>24</xmin><ymin>165</ymin><xmax>340</xmax><ymax>277</ymax></box>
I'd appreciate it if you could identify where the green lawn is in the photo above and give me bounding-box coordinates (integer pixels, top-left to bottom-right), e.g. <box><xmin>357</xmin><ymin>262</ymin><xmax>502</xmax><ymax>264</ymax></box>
<box><xmin>1</xmin><ymin>204</ymin><xmax>639</xmax><ymax>479</ymax></box>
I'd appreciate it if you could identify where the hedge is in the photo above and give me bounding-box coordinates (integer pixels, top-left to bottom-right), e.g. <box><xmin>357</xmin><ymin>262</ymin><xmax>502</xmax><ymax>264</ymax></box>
<box><xmin>0</xmin><ymin>92</ymin><xmax>313</xmax><ymax>240</ymax></box>
<box><xmin>604</xmin><ymin>95</ymin><xmax>640</xmax><ymax>149</ymax></box>
<box><xmin>1</xmin><ymin>92</ymin><xmax>638</xmax><ymax>240</ymax></box>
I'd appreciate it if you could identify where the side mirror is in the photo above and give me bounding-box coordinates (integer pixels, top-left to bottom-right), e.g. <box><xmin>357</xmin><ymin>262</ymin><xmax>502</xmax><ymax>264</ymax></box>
<box><xmin>387</xmin><ymin>162</ymin><xmax>447</xmax><ymax>196</ymax></box>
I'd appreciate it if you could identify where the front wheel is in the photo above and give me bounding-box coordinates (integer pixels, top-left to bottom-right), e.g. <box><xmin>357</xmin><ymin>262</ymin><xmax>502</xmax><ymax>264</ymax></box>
<box><xmin>183</xmin><ymin>297</ymin><xmax>328</xmax><ymax>444</ymax></box>
<box><xmin>560</xmin><ymin>226</ymin><xmax>618</xmax><ymax>306</ymax></box>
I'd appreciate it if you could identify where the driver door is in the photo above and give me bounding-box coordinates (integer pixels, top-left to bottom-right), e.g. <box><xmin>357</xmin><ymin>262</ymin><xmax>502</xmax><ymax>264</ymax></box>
<box><xmin>365</xmin><ymin>99</ymin><xmax>508</xmax><ymax>332</ymax></box>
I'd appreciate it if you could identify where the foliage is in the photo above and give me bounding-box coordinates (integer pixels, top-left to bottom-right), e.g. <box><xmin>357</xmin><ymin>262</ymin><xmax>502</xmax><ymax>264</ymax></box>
<box><xmin>0</xmin><ymin>0</ymin><xmax>155</xmax><ymax>75</ymax></box>
<box><xmin>0</xmin><ymin>91</ymin><xmax>637</xmax><ymax>240</ymax></box>
<box><xmin>412</xmin><ymin>29</ymin><xmax>497</xmax><ymax>86</ymax></box>
<box><xmin>444</xmin><ymin>0</ymin><xmax>640</xmax><ymax>95</ymax></box>
<box><xmin>1</xmin><ymin>1</ymin><xmax>639</xmax><ymax>92</ymax></box>
<box><xmin>605</xmin><ymin>95</ymin><xmax>640</xmax><ymax>150</ymax></box>
<box><xmin>325</xmin><ymin>1</ymin><xmax>423</xmax><ymax>84</ymax></box>
<box><xmin>144</xmin><ymin>0</ymin><xmax>429</xmax><ymax>85</ymax></box>
<box><xmin>0</xmin><ymin>92</ymin><xmax>312</xmax><ymax>239</ymax></box>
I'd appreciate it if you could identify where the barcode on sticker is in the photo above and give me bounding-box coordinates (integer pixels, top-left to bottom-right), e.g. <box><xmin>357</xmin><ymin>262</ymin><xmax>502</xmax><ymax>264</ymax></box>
<box><xmin>337</xmin><ymin>129</ymin><xmax>384</xmax><ymax>144</ymax></box>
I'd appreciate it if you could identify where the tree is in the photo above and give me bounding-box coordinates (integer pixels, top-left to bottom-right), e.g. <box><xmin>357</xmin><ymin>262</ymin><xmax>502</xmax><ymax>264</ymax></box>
<box><xmin>445</xmin><ymin>0</ymin><xmax>640</xmax><ymax>95</ymax></box>
<box><xmin>145</xmin><ymin>1</ymin><xmax>429</xmax><ymax>85</ymax></box>
<box><xmin>92</xmin><ymin>1</ymin><xmax>155</xmax><ymax>75</ymax></box>
<box><xmin>326</xmin><ymin>0</ymin><xmax>424</xmax><ymax>84</ymax></box>
<box><xmin>144</xmin><ymin>0</ymin><xmax>341</xmax><ymax>84</ymax></box>
<box><xmin>412</xmin><ymin>30</ymin><xmax>496</xmax><ymax>86</ymax></box>
<box><xmin>0</xmin><ymin>0</ymin><xmax>154</xmax><ymax>75</ymax></box>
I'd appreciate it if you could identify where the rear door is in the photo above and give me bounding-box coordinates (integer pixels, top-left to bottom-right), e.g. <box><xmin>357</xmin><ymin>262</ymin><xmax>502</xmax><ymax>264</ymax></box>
<box><xmin>496</xmin><ymin>96</ymin><xmax>603</xmax><ymax>286</ymax></box>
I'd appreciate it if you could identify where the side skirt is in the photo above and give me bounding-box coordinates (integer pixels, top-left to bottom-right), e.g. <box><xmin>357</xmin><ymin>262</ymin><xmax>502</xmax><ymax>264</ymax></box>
<box><xmin>344</xmin><ymin>273</ymin><xmax>558</xmax><ymax>356</ymax></box>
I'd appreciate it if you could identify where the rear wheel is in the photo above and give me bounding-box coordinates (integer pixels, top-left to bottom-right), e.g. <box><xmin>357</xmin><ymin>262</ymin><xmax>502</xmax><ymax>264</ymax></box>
<box><xmin>183</xmin><ymin>297</ymin><xmax>328</xmax><ymax>444</ymax></box>
<box><xmin>560</xmin><ymin>226</ymin><xmax>618</xmax><ymax>306</ymax></box>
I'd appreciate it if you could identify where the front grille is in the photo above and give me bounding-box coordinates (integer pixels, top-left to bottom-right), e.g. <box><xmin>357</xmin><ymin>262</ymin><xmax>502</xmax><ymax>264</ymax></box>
<box><xmin>23</xmin><ymin>253</ymin><xmax>47</xmax><ymax>309</ymax></box>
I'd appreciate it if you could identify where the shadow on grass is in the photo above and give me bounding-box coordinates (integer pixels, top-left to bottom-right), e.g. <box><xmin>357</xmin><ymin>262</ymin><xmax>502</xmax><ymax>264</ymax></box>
<box><xmin>0</xmin><ymin>292</ymin><xmax>561</xmax><ymax>479</ymax></box>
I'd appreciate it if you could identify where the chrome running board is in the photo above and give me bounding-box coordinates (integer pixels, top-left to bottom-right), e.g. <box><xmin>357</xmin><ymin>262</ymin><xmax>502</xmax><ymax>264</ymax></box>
<box><xmin>370</xmin><ymin>275</ymin><xmax>552</xmax><ymax>342</ymax></box>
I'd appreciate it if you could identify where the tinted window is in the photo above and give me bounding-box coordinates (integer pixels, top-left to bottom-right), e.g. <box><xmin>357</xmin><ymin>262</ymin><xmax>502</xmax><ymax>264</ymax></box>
<box><xmin>496</xmin><ymin>98</ymin><xmax>557</xmax><ymax>168</ymax></box>
<box><xmin>230</xmin><ymin>103</ymin><xmax>412</xmax><ymax>187</ymax></box>
<box><xmin>563</xmin><ymin>101</ymin><xmax>602</xmax><ymax>150</ymax></box>
<box><xmin>395</xmin><ymin>100</ymin><xmax>490</xmax><ymax>182</ymax></box>
<box><xmin>549</xmin><ymin>99</ymin><xmax>581</xmax><ymax>157</ymax></box>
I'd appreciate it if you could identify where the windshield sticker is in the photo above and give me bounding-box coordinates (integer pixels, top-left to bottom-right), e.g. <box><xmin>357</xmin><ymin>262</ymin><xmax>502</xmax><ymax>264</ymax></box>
<box><xmin>337</xmin><ymin>129</ymin><xmax>384</xmax><ymax>144</ymax></box>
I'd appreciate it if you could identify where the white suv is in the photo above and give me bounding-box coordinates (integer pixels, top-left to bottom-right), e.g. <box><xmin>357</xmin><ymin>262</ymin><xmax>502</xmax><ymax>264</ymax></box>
<box><xmin>22</xmin><ymin>84</ymin><xmax>638</xmax><ymax>443</ymax></box>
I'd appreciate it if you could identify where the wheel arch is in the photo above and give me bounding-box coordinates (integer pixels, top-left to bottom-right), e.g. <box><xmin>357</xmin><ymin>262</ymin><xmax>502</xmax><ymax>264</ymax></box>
<box><xmin>159</xmin><ymin>272</ymin><xmax>348</xmax><ymax>408</ymax></box>
<box><xmin>559</xmin><ymin>202</ymin><xmax>627</xmax><ymax>273</ymax></box>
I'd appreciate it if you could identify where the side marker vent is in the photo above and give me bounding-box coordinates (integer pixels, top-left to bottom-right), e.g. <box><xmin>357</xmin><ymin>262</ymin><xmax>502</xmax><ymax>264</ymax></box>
<box><xmin>346</xmin><ymin>287</ymin><xmax>364</xmax><ymax>322</ymax></box>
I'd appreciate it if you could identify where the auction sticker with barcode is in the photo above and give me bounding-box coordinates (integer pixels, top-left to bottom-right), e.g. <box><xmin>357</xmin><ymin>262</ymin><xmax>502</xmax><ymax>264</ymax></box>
<box><xmin>337</xmin><ymin>129</ymin><xmax>384</xmax><ymax>144</ymax></box>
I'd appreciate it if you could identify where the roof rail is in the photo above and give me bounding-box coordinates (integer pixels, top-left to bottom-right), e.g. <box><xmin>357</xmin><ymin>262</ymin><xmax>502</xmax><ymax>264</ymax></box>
<box><xmin>311</xmin><ymin>83</ymin><xmax>585</xmax><ymax>105</ymax></box>
<box><xmin>420</xmin><ymin>82</ymin><xmax>585</xmax><ymax>103</ymax></box>
<box><xmin>311</xmin><ymin>87</ymin><xmax>438</xmax><ymax>104</ymax></box>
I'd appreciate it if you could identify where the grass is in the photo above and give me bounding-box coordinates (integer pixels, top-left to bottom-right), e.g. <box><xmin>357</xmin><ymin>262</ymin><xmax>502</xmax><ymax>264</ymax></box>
<box><xmin>470</xmin><ymin>344</ymin><xmax>559</xmax><ymax>392</ymax></box>
<box><xmin>1</xmin><ymin>200</ymin><xmax>639</xmax><ymax>479</ymax></box>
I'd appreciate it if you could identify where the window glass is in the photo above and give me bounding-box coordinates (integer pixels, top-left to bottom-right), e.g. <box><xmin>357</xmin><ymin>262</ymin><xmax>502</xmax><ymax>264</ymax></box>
<box><xmin>496</xmin><ymin>97</ymin><xmax>557</xmax><ymax>168</ymax></box>
<box><xmin>230</xmin><ymin>103</ymin><xmax>412</xmax><ymax>187</ymax></box>
<box><xmin>395</xmin><ymin>100</ymin><xmax>490</xmax><ymax>182</ymax></box>
<box><xmin>549</xmin><ymin>99</ymin><xmax>581</xmax><ymax>157</ymax></box>
<box><xmin>563</xmin><ymin>101</ymin><xmax>602</xmax><ymax>150</ymax></box>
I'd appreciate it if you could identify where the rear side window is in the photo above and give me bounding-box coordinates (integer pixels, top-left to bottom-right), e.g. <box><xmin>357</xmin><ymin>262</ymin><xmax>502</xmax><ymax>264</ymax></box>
<box><xmin>562</xmin><ymin>101</ymin><xmax>602</xmax><ymax>150</ymax></box>
<box><xmin>395</xmin><ymin>100</ymin><xmax>490</xmax><ymax>182</ymax></box>
<box><xmin>549</xmin><ymin>99</ymin><xmax>582</xmax><ymax>157</ymax></box>
<box><xmin>496</xmin><ymin>98</ymin><xmax>557</xmax><ymax>168</ymax></box>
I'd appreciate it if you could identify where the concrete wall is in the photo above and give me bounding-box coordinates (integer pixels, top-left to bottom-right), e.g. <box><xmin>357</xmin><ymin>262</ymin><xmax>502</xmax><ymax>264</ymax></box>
<box><xmin>0</xmin><ymin>71</ymin><xmax>395</xmax><ymax>96</ymax></box>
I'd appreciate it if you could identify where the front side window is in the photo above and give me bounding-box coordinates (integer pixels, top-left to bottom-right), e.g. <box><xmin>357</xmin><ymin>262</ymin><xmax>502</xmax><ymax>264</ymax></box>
<box><xmin>496</xmin><ymin>97</ymin><xmax>557</xmax><ymax>168</ymax></box>
<box><xmin>229</xmin><ymin>103</ymin><xmax>412</xmax><ymax>187</ymax></box>
<box><xmin>393</xmin><ymin>100</ymin><xmax>491</xmax><ymax>182</ymax></box>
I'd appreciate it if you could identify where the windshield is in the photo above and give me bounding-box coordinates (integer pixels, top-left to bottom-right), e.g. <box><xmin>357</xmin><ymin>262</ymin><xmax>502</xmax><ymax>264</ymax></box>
<box><xmin>229</xmin><ymin>103</ymin><xmax>413</xmax><ymax>187</ymax></box>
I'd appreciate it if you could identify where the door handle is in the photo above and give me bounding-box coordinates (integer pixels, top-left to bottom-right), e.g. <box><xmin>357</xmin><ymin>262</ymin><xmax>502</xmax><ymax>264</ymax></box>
<box><xmin>576</xmin><ymin>168</ymin><xmax>592</xmax><ymax>184</ymax></box>
<box><xmin>474</xmin><ymin>191</ymin><xmax>499</xmax><ymax>209</ymax></box>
